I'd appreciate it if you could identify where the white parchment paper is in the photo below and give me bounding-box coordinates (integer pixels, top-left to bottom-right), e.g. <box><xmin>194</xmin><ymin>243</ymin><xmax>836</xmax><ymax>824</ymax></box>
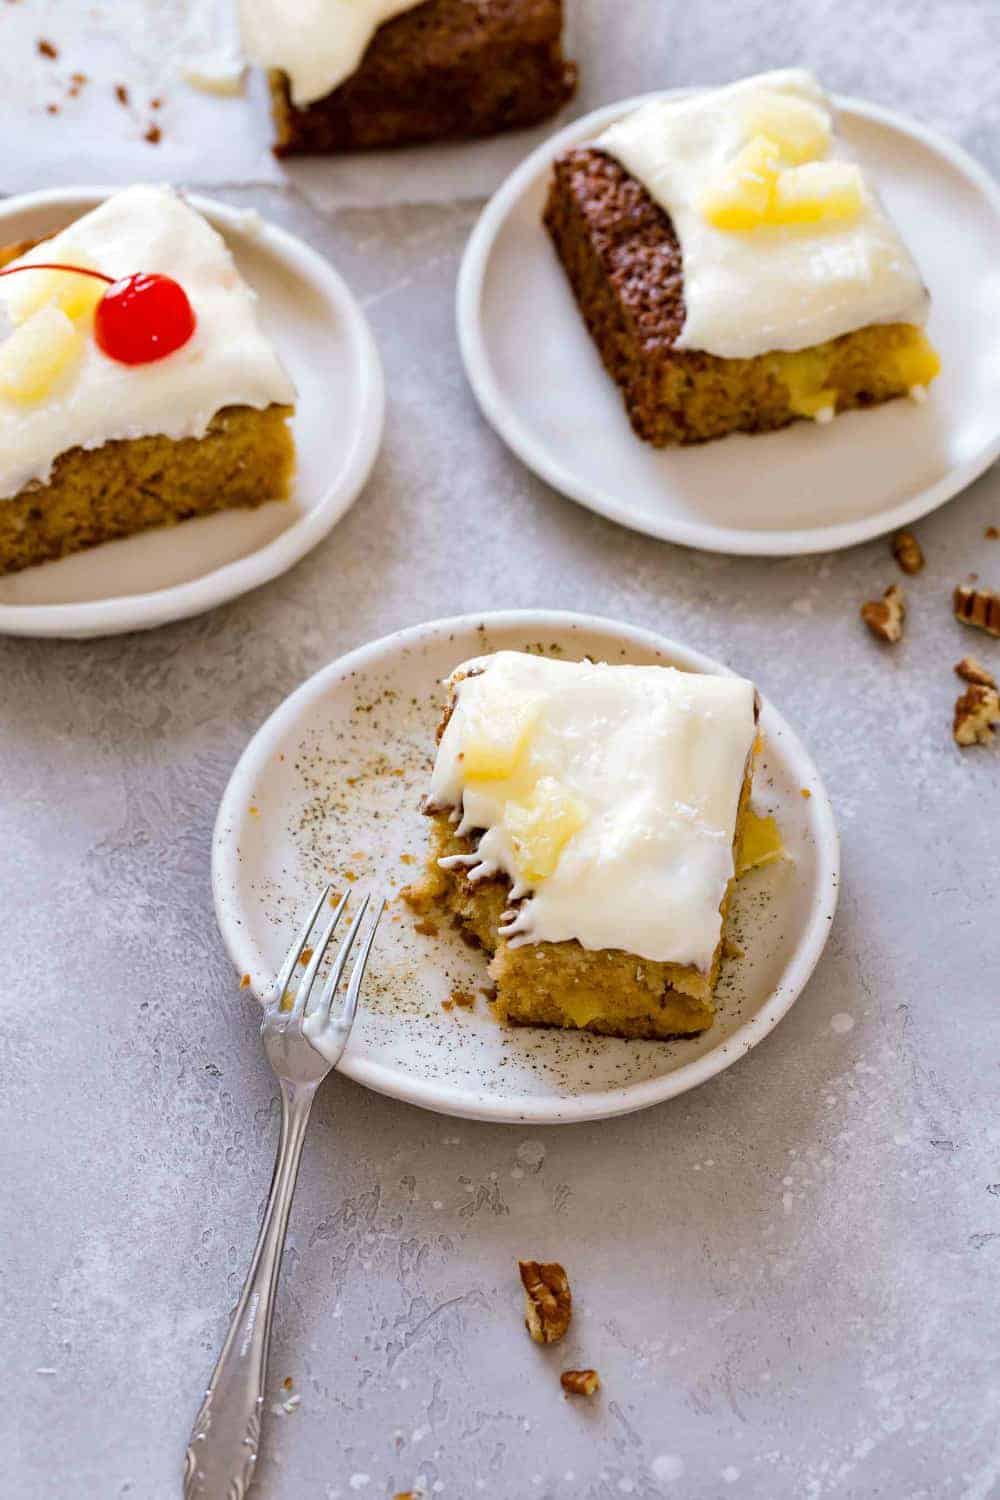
<box><xmin>0</xmin><ymin>1</ymin><xmax>676</xmax><ymax>209</ymax></box>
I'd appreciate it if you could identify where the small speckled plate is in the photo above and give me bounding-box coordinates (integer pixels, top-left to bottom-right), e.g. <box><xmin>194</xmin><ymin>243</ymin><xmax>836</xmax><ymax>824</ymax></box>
<box><xmin>213</xmin><ymin>611</ymin><xmax>839</xmax><ymax>1123</ymax></box>
<box><xmin>457</xmin><ymin>93</ymin><xmax>1000</xmax><ymax>556</ymax></box>
<box><xmin>0</xmin><ymin>187</ymin><xmax>384</xmax><ymax>638</ymax></box>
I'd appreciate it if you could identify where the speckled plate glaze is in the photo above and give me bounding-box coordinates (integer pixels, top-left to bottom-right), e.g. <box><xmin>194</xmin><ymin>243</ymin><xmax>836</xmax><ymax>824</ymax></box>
<box><xmin>457</xmin><ymin>93</ymin><xmax>1000</xmax><ymax>556</ymax></box>
<box><xmin>213</xmin><ymin>611</ymin><xmax>839</xmax><ymax>1123</ymax></box>
<box><xmin>0</xmin><ymin>187</ymin><xmax>384</xmax><ymax>638</ymax></box>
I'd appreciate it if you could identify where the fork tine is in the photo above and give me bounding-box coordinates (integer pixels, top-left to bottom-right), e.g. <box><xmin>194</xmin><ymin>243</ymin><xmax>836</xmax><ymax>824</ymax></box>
<box><xmin>288</xmin><ymin>891</ymin><xmax>351</xmax><ymax>1022</ymax></box>
<box><xmin>308</xmin><ymin>891</ymin><xmax>382</xmax><ymax>1034</ymax></box>
<box><xmin>305</xmin><ymin>892</ymin><xmax>372</xmax><ymax>1026</ymax></box>
<box><xmin>328</xmin><ymin>896</ymin><xmax>386</xmax><ymax>1040</ymax></box>
<box><xmin>268</xmin><ymin>884</ymin><xmax>333</xmax><ymax>1012</ymax></box>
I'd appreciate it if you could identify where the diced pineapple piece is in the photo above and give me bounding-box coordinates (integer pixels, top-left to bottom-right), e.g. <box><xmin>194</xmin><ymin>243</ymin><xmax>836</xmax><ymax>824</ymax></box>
<box><xmin>0</xmin><ymin>306</ymin><xmax>83</xmax><ymax>404</ymax></box>
<box><xmin>5</xmin><ymin>252</ymin><xmax>105</xmax><ymax>326</ymax></box>
<box><xmin>768</xmin><ymin>347</ymin><xmax>839</xmax><ymax>421</ymax></box>
<box><xmin>737</xmin><ymin>811</ymin><xmax>784</xmax><ymax>876</ymax></box>
<box><xmin>506</xmin><ymin>776</ymin><xmax>588</xmax><ymax>883</ymax></box>
<box><xmin>743</xmin><ymin>91</ymin><xmax>831</xmax><ymax>165</ymax></box>
<box><xmin>701</xmin><ymin>134</ymin><xmax>780</xmax><ymax>230</ymax></box>
<box><xmin>770</xmin><ymin>161</ymin><xmax>864</xmax><ymax>226</ymax></box>
<box><xmin>460</xmin><ymin>699</ymin><xmax>539</xmax><ymax>782</ymax></box>
<box><xmin>891</xmin><ymin>330</ymin><xmax>941</xmax><ymax>390</ymax></box>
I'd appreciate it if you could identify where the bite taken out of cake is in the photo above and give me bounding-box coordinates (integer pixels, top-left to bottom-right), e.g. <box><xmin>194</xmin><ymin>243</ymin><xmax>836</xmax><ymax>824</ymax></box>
<box><xmin>404</xmin><ymin>650</ymin><xmax>780</xmax><ymax>1042</ymax></box>
<box><xmin>0</xmin><ymin>185</ymin><xmax>296</xmax><ymax>576</ymax></box>
<box><xmin>240</xmin><ymin>0</ymin><xmax>577</xmax><ymax>156</ymax></box>
<box><xmin>544</xmin><ymin>69</ymin><xmax>940</xmax><ymax>447</ymax></box>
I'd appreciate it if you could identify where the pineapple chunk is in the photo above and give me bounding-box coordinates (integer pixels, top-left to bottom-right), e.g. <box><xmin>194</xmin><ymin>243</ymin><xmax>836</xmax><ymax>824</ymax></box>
<box><xmin>743</xmin><ymin>92</ymin><xmax>831</xmax><ymax>166</ymax></box>
<box><xmin>460</xmin><ymin>698</ymin><xmax>539</xmax><ymax>782</ymax></box>
<box><xmin>0</xmin><ymin>306</ymin><xmax>83</xmax><ymax>404</ymax></box>
<box><xmin>5</xmin><ymin>253</ymin><xmax>105</xmax><ymax>327</ymax></box>
<box><xmin>506</xmin><ymin>777</ymin><xmax>588</xmax><ymax>883</ymax></box>
<box><xmin>701</xmin><ymin>134</ymin><xmax>780</xmax><ymax>230</ymax></box>
<box><xmin>737</xmin><ymin>812</ymin><xmax>784</xmax><ymax>875</ymax></box>
<box><xmin>768</xmin><ymin>347</ymin><xmax>839</xmax><ymax>421</ymax></box>
<box><xmin>770</xmin><ymin>161</ymin><xmax>864</xmax><ymax>226</ymax></box>
<box><xmin>890</xmin><ymin>330</ymin><xmax>941</xmax><ymax>390</ymax></box>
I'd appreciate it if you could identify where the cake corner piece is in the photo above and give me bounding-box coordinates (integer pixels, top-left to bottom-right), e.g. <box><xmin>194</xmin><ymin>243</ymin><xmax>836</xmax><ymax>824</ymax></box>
<box><xmin>0</xmin><ymin>185</ymin><xmax>296</xmax><ymax>577</ymax></box>
<box><xmin>544</xmin><ymin>70</ymin><xmax>940</xmax><ymax>448</ymax></box>
<box><xmin>248</xmin><ymin>0</ymin><xmax>577</xmax><ymax>157</ymax></box>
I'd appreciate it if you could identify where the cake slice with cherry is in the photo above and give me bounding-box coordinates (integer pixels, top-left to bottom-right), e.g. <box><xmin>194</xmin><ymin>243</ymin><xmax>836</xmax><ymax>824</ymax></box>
<box><xmin>0</xmin><ymin>184</ymin><xmax>295</xmax><ymax>576</ymax></box>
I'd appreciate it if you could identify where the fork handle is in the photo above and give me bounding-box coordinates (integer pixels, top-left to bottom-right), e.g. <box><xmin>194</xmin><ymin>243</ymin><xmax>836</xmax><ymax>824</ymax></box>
<box><xmin>183</xmin><ymin>1078</ymin><xmax>317</xmax><ymax>1499</ymax></box>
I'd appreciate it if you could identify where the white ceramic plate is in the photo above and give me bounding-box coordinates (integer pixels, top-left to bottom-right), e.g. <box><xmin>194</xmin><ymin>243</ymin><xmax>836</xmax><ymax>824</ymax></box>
<box><xmin>457</xmin><ymin>94</ymin><xmax>1000</xmax><ymax>556</ymax></box>
<box><xmin>213</xmin><ymin>611</ymin><xmax>840</xmax><ymax>1124</ymax></box>
<box><xmin>0</xmin><ymin>188</ymin><xmax>385</xmax><ymax>638</ymax></box>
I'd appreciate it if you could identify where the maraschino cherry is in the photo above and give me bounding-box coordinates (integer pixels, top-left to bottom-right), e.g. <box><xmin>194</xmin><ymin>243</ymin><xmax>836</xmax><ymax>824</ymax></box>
<box><xmin>0</xmin><ymin>262</ymin><xmax>196</xmax><ymax>365</ymax></box>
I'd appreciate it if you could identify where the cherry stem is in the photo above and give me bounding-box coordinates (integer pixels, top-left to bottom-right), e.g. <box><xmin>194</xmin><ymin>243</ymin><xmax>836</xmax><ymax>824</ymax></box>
<box><xmin>0</xmin><ymin>262</ymin><xmax>115</xmax><ymax>285</ymax></box>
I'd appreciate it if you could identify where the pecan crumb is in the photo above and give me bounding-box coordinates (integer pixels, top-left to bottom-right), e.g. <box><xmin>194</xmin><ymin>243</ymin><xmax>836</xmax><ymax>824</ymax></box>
<box><xmin>986</xmin><ymin>526</ymin><xmax>999</xmax><ymax>540</ymax></box>
<box><xmin>891</xmin><ymin>530</ymin><xmax>924</xmax><ymax>575</ymax></box>
<box><xmin>144</xmin><ymin>123</ymin><xmax>162</xmax><ymax>144</ymax></box>
<box><xmin>37</xmin><ymin>37</ymin><xmax>58</xmax><ymax>58</ymax></box>
<box><xmin>114</xmin><ymin>83</ymin><xmax>129</xmax><ymax>106</ymax></box>
<box><xmin>239</xmin><ymin>973</ymin><xmax>251</xmax><ymax>989</ymax></box>
<box><xmin>861</xmin><ymin>584</ymin><xmax>905</xmax><ymax>644</ymax></box>
<box><xmin>955</xmin><ymin>657</ymin><xmax>996</xmax><ymax>688</ymax></box>
<box><xmin>519</xmin><ymin>1259</ymin><xmax>572</xmax><ymax>1344</ymax></box>
<box><xmin>954</xmin><ymin>584</ymin><xmax>1000</xmax><ymax>637</ymax></box>
<box><xmin>953</xmin><ymin>684</ymin><xmax>1000</xmax><ymax>747</ymax></box>
<box><xmin>561</xmin><ymin>1368</ymin><xmax>600</xmax><ymax>1397</ymax></box>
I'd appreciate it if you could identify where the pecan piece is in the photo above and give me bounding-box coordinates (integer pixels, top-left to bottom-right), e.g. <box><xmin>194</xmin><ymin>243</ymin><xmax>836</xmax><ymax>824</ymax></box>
<box><xmin>955</xmin><ymin>657</ymin><xmax>996</xmax><ymax>688</ymax></box>
<box><xmin>561</xmin><ymin>1369</ymin><xmax>600</xmax><ymax>1397</ymax></box>
<box><xmin>861</xmin><ymin>584</ymin><xmax>905</xmax><ymax>644</ymax></box>
<box><xmin>954</xmin><ymin>584</ymin><xmax>1000</xmax><ymax>637</ymax></box>
<box><xmin>953</xmin><ymin>684</ymin><xmax>1000</xmax><ymax>746</ymax></box>
<box><xmin>518</xmin><ymin>1259</ymin><xmax>571</xmax><ymax>1344</ymax></box>
<box><xmin>891</xmin><ymin>530</ymin><xmax>924</xmax><ymax>575</ymax></box>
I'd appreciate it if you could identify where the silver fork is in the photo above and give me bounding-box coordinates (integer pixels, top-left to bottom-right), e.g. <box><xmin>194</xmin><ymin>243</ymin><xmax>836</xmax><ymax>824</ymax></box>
<box><xmin>183</xmin><ymin>886</ymin><xmax>385</xmax><ymax>1500</ymax></box>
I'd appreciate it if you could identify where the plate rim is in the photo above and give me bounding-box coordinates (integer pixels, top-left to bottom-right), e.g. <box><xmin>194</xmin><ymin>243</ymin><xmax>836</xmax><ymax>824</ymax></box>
<box><xmin>212</xmin><ymin>608</ymin><xmax>841</xmax><ymax>1124</ymax></box>
<box><xmin>456</xmin><ymin>90</ymin><xmax>1000</xmax><ymax>558</ymax></box>
<box><xmin>0</xmin><ymin>185</ymin><xmax>386</xmax><ymax>639</ymax></box>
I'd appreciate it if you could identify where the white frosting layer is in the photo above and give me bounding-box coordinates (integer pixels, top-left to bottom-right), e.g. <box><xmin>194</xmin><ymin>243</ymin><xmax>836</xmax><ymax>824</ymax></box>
<box><xmin>596</xmin><ymin>69</ymin><xmax>929</xmax><ymax>359</ymax></box>
<box><xmin>0</xmin><ymin>185</ymin><xmax>295</xmax><ymax>500</ymax></box>
<box><xmin>239</xmin><ymin>0</ymin><xmax>424</xmax><ymax>107</ymax></box>
<box><xmin>430</xmin><ymin>652</ymin><xmax>757</xmax><ymax>970</ymax></box>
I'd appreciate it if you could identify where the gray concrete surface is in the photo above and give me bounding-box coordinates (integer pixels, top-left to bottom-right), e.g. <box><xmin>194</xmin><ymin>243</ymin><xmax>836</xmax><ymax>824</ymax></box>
<box><xmin>3</xmin><ymin>3</ymin><xmax>1000</xmax><ymax>1497</ymax></box>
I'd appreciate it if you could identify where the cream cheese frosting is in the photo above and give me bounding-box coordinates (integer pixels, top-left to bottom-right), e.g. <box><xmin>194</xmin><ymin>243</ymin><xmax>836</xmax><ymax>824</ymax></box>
<box><xmin>0</xmin><ymin>185</ymin><xmax>296</xmax><ymax>501</ymax></box>
<box><xmin>429</xmin><ymin>652</ymin><xmax>758</xmax><ymax>970</ymax></box>
<box><xmin>596</xmin><ymin>69</ymin><xmax>930</xmax><ymax>360</ymax></box>
<box><xmin>238</xmin><ymin>0</ymin><xmax>424</xmax><ymax>107</ymax></box>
